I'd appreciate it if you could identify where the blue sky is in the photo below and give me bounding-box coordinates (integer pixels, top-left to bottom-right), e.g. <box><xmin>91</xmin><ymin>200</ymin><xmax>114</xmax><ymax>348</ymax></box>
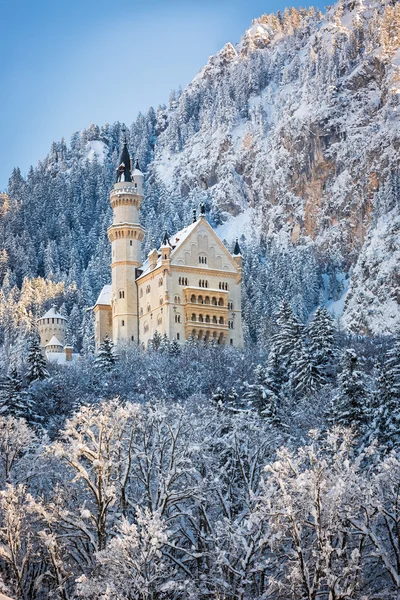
<box><xmin>0</xmin><ymin>0</ymin><xmax>325</xmax><ymax>189</ymax></box>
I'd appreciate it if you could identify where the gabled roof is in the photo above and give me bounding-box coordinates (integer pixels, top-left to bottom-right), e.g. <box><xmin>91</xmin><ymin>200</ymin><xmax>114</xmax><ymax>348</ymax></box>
<box><xmin>95</xmin><ymin>284</ymin><xmax>112</xmax><ymax>307</ymax></box>
<box><xmin>137</xmin><ymin>218</ymin><xmax>239</xmax><ymax>279</ymax></box>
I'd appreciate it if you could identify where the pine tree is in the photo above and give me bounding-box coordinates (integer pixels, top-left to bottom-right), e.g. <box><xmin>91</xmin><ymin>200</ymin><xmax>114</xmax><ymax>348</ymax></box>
<box><xmin>168</xmin><ymin>339</ymin><xmax>181</xmax><ymax>356</ymax></box>
<box><xmin>368</xmin><ymin>339</ymin><xmax>400</xmax><ymax>451</ymax></box>
<box><xmin>307</xmin><ymin>307</ymin><xmax>337</xmax><ymax>382</ymax></box>
<box><xmin>150</xmin><ymin>331</ymin><xmax>162</xmax><ymax>352</ymax></box>
<box><xmin>290</xmin><ymin>341</ymin><xmax>323</xmax><ymax>396</ymax></box>
<box><xmin>95</xmin><ymin>335</ymin><xmax>117</xmax><ymax>373</ymax></box>
<box><xmin>243</xmin><ymin>364</ymin><xmax>278</xmax><ymax>421</ymax></box>
<box><xmin>1</xmin><ymin>367</ymin><xmax>34</xmax><ymax>420</ymax></box>
<box><xmin>273</xmin><ymin>300</ymin><xmax>303</xmax><ymax>374</ymax></box>
<box><xmin>26</xmin><ymin>337</ymin><xmax>49</xmax><ymax>384</ymax></box>
<box><xmin>328</xmin><ymin>349</ymin><xmax>369</xmax><ymax>430</ymax></box>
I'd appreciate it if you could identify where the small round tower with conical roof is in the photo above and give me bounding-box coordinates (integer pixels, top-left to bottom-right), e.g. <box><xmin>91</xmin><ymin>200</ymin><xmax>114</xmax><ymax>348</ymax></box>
<box><xmin>37</xmin><ymin>305</ymin><xmax>67</xmax><ymax>349</ymax></box>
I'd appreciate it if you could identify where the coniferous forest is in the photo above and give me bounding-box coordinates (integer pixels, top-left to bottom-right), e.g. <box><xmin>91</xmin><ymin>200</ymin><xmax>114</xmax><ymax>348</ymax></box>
<box><xmin>0</xmin><ymin>0</ymin><xmax>400</xmax><ymax>598</ymax></box>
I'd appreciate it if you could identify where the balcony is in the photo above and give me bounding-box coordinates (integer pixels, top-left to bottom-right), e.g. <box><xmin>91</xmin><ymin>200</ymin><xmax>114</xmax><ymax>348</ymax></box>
<box><xmin>183</xmin><ymin>287</ymin><xmax>229</xmax><ymax>343</ymax></box>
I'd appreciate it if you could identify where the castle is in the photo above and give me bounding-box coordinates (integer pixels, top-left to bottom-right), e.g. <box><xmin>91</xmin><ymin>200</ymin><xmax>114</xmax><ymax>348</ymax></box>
<box><xmin>93</xmin><ymin>139</ymin><xmax>244</xmax><ymax>350</ymax></box>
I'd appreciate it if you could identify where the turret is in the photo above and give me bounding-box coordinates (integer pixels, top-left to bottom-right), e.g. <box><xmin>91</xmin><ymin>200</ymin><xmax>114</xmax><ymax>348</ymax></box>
<box><xmin>108</xmin><ymin>138</ymin><xmax>145</xmax><ymax>345</ymax></box>
<box><xmin>233</xmin><ymin>238</ymin><xmax>242</xmax><ymax>271</ymax></box>
<box><xmin>132</xmin><ymin>158</ymin><xmax>144</xmax><ymax>195</ymax></box>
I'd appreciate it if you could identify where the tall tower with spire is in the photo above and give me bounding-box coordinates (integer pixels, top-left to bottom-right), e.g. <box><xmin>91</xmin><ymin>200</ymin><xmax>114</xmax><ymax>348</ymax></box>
<box><xmin>107</xmin><ymin>135</ymin><xmax>145</xmax><ymax>345</ymax></box>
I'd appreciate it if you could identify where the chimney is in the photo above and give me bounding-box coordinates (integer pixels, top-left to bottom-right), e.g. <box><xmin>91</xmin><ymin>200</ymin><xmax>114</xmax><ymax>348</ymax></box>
<box><xmin>64</xmin><ymin>346</ymin><xmax>73</xmax><ymax>362</ymax></box>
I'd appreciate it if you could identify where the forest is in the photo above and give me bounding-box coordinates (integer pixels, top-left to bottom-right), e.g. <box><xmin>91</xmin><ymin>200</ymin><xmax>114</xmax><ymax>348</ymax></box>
<box><xmin>0</xmin><ymin>301</ymin><xmax>399</xmax><ymax>599</ymax></box>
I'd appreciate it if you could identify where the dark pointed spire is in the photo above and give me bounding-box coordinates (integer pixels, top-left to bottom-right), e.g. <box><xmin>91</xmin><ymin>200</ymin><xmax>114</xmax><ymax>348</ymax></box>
<box><xmin>233</xmin><ymin>238</ymin><xmax>241</xmax><ymax>256</ymax></box>
<box><xmin>162</xmin><ymin>230</ymin><xmax>170</xmax><ymax>246</ymax></box>
<box><xmin>115</xmin><ymin>129</ymin><xmax>132</xmax><ymax>183</ymax></box>
<box><xmin>200</xmin><ymin>202</ymin><xmax>206</xmax><ymax>216</ymax></box>
<box><xmin>134</xmin><ymin>158</ymin><xmax>142</xmax><ymax>172</ymax></box>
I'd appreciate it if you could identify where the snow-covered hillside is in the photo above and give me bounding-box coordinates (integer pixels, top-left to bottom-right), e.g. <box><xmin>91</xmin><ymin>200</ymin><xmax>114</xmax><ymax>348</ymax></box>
<box><xmin>146</xmin><ymin>0</ymin><xmax>400</xmax><ymax>334</ymax></box>
<box><xmin>2</xmin><ymin>0</ymin><xmax>399</xmax><ymax>342</ymax></box>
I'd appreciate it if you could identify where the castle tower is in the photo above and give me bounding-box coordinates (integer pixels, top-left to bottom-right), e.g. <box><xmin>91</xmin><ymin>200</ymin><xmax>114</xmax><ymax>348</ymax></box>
<box><xmin>107</xmin><ymin>137</ymin><xmax>145</xmax><ymax>345</ymax></box>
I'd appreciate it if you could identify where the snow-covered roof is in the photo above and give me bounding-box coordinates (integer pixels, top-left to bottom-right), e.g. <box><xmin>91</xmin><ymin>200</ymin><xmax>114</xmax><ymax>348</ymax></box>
<box><xmin>132</xmin><ymin>168</ymin><xmax>143</xmax><ymax>177</ymax></box>
<box><xmin>46</xmin><ymin>351</ymin><xmax>79</xmax><ymax>365</ymax></box>
<box><xmin>138</xmin><ymin>221</ymin><xmax>199</xmax><ymax>279</ymax></box>
<box><xmin>39</xmin><ymin>306</ymin><xmax>67</xmax><ymax>321</ymax></box>
<box><xmin>45</xmin><ymin>335</ymin><xmax>63</xmax><ymax>348</ymax></box>
<box><xmin>95</xmin><ymin>284</ymin><xmax>112</xmax><ymax>306</ymax></box>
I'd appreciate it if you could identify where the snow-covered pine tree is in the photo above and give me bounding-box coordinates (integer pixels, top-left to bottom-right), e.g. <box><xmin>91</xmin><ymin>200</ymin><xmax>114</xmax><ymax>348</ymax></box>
<box><xmin>243</xmin><ymin>364</ymin><xmax>278</xmax><ymax>421</ymax></box>
<box><xmin>168</xmin><ymin>339</ymin><xmax>181</xmax><ymax>356</ymax></box>
<box><xmin>290</xmin><ymin>342</ymin><xmax>323</xmax><ymax>397</ymax></box>
<box><xmin>328</xmin><ymin>348</ymin><xmax>369</xmax><ymax>430</ymax></box>
<box><xmin>386</xmin><ymin>335</ymin><xmax>400</xmax><ymax>400</ymax></box>
<box><xmin>95</xmin><ymin>335</ymin><xmax>117</xmax><ymax>373</ymax></box>
<box><xmin>307</xmin><ymin>307</ymin><xmax>337</xmax><ymax>382</ymax></box>
<box><xmin>368</xmin><ymin>339</ymin><xmax>400</xmax><ymax>451</ymax></box>
<box><xmin>26</xmin><ymin>337</ymin><xmax>49</xmax><ymax>384</ymax></box>
<box><xmin>272</xmin><ymin>300</ymin><xmax>303</xmax><ymax>378</ymax></box>
<box><xmin>149</xmin><ymin>331</ymin><xmax>162</xmax><ymax>352</ymax></box>
<box><xmin>3</xmin><ymin>367</ymin><xmax>34</xmax><ymax>421</ymax></box>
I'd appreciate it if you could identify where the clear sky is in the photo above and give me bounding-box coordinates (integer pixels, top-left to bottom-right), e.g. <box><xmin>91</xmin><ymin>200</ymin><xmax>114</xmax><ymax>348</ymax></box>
<box><xmin>0</xmin><ymin>0</ymin><xmax>325</xmax><ymax>190</ymax></box>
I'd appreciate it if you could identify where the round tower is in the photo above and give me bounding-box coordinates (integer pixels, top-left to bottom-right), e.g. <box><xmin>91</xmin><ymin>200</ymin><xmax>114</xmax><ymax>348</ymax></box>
<box><xmin>108</xmin><ymin>139</ymin><xmax>145</xmax><ymax>345</ymax></box>
<box><xmin>37</xmin><ymin>305</ymin><xmax>67</xmax><ymax>349</ymax></box>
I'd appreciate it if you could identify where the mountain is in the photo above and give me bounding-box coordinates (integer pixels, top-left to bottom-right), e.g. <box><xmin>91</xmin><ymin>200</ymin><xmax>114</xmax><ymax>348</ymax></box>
<box><xmin>1</xmin><ymin>0</ymin><xmax>399</xmax><ymax>357</ymax></box>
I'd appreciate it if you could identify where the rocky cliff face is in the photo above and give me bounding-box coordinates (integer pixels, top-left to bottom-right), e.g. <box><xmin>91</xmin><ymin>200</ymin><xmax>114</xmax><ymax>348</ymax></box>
<box><xmin>147</xmin><ymin>0</ymin><xmax>400</xmax><ymax>333</ymax></box>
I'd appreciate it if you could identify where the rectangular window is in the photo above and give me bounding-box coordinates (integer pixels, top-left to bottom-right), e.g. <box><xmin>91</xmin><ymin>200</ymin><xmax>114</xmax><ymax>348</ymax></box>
<box><xmin>177</xmin><ymin>333</ymin><xmax>180</xmax><ymax>340</ymax></box>
<box><xmin>122</xmin><ymin>320</ymin><xmax>125</xmax><ymax>326</ymax></box>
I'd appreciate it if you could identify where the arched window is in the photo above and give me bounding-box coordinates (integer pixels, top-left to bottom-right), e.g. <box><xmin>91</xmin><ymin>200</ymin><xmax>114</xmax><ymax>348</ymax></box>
<box><xmin>199</xmin><ymin>314</ymin><xmax>204</xmax><ymax>323</ymax></box>
<box><xmin>144</xmin><ymin>323</ymin><xmax>149</xmax><ymax>333</ymax></box>
<box><xmin>199</xmin><ymin>279</ymin><xmax>202</xmax><ymax>287</ymax></box>
<box><xmin>191</xmin><ymin>314</ymin><xmax>196</xmax><ymax>321</ymax></box>
<box><xmin>158</xmin><ymin>277</ymin><xmax>163</xmax><ymax>287</ymax></box>
<box><xmin>119</xmin><ymin>290</ymin><xmax>125</xmax><ymax>299</ymax></box>
<box><xmin>157</xmin><ymin>315</ymin><xmax>162</xmax><ymax>325</ymax></box>
<box><xmin>147</xmin><ymin>304</ymin><xmax>151</xmax><ymax>313</ymax></box>
<box><xmin>177</xmin><ymin>333</ymin><xmax>180</xmax><ymax>340</ymax></box>
<box><xmin>205</xmin><ymin>315</ymin><xmax>210</xmax><ymax>323</ymax></box>
<box><xmin>228</xmin><ymin>301</ymin><xmax>233</xmax><ymax>310</ymax></box>
<box><xmin>218</xmin><ymin>298</ymin><xmax>224</xmax><ymax>306</ymax></box>
<box><xmin>140</xmin><ymin>307</ymin><xmax>143</xmax><ymax>316</ymax></box>
<box><xmin>225</xmin><ymin>283</ymin><xmax>228</xmax><ymax>291</ymax></box>
<box><xmin>185</xmin><ymin>278</ymin><xmax>188</xmax><ymax>285</ymax></box>
<box><xmin>159</xmin><ymin>297</ymin><xmax>163</xmax><ymax>305</ymax></box>
<box><xmin>212</xmin><ymin>316</ymin><xmax>217</xmax><ymax>324</ymax></box>
<box><xmin>130</xmin><ymin>240</ymin><xmax>133</xmax><ymax>246</ymax></box>
<box><xmin>205</xmin><ymin>296</ymin><xmax>210</xmax><ymax>304</ymax></box>
<box><xmin>212</xmin><ymin>297</ymin><xmax>217</xmax><ymax>306</ymax></box>
<box><xmin>122</xmin><ymin>320</ymin><xmax>125</xmax><ymax>327</ymax></box>
<box><xmin>146</xmin><ymin>284</ymin><xmax>151</xmax><ymax>294</ymax></box>
<box><xmin>198</xmin><ymin>295</ymin><xmax>203</xmax><ymax>304</ymax></box>
<box><xmin>140</xmin><ymin>288</ymin><xmax>143</xmax><ymax>298</ymax></box>
<box><xmin>131</xmin><ymin>335</ymin><xmax>134</xmax><ymax>341</ymax></box>
<box><xmin>175</xmin><ymin>314</ymin><xmax>181</xmax><ymax>323</ymax></box>
<box><xmin>191</xmin><ymin>294</ymin><xmax>196</xmax><ymax>303</ymax></box>
<box><xmin>219</xmin><ymin>317</ymin><xmax>224</xmax><ymax>325</ymax></box>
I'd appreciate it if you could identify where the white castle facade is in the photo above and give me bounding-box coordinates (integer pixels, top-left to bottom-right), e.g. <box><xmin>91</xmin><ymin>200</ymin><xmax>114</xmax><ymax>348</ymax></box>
<box><xmin>93</xmin><ymin>140</ymin><xmax>244</xmax><ymax>350</ymax></box>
